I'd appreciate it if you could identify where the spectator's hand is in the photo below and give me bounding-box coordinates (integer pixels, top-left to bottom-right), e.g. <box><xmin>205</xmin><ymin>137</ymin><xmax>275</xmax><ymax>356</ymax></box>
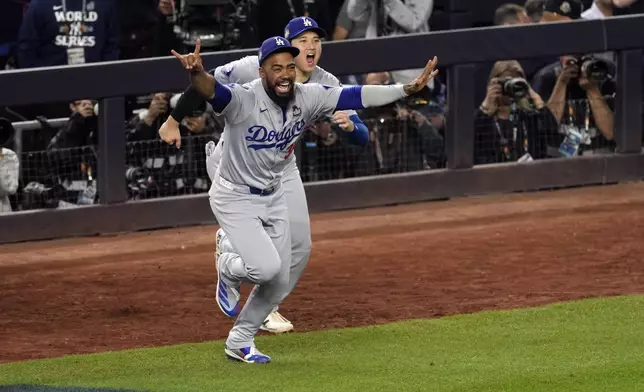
<box><xmin>528</xmin><ymin>87</ymin><xmax>545</xmax><ymax>109</ymax></box>
<box><xmin>145</xmin><ymin>95</ymin><xmax>168</xmax><ymax>125</ymax></box>
<box><xmin>159</xmin><ymin>116</ymin><xmax>182</xmax><ymax>148</ymax></box>
<box><xmin>578</xmin><ymin>68</ymin><xmax>597</xmax><ymax>91</ymax></box>
<box><xmin>171</xmin><ymin>40</ymin><xmax>204</xmax><ymax>74</ymax></box>
<box><xmin>403</xmin><ymin>56</ymin><xmax>439</xmax><ymax>96</ymax></box>
<box><xmin>396</xmin><ymin>106</ymin><xmax>410</xmax><ymax>120</ymax></box>
<box><xmin>559</xmin><ymin>57</ymin><xmax>580</xmax><ymax>83</ymax></box>
<box><xmin>481</xmin><ymin>78</ymin><xmax>502</xmax><ymax>115</ymax></box>
<box><xmin>331</xmin><ymin>111</ymin><xmax>355</xmax><ymax>132</ymax></box>
<box><xmin>159</xmin><ymin>0</ymin><xmax>174</xmax><ymax>16</ymax></box>
<box><xmin>184</xmin><ymin>115</ymin><xmax>207</xmax><ymax>133</ymax></box>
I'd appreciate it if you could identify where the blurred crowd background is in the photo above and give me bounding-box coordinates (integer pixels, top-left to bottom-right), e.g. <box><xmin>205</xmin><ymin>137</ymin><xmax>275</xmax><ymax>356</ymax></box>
<box><xmin>0</xmin><ymin>0</ymin><xmax>643</xmax><ymax>213</ymax></box>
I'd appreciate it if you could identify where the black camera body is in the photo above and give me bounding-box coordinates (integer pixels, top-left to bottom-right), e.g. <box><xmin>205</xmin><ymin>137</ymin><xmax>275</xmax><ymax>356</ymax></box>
<box><xmin>566</xmin><ymin>55</ymin><xmax>609</xmax><ymax>82</ymax></box>
<box><xmin>498</xmin><ymin>77</ymin><xmax>530</xmax><ymax>100</ymax></box>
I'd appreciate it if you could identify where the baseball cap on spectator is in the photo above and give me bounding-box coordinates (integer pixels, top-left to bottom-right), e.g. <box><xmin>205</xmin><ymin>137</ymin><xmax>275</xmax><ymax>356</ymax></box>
<box><xmin>258</xmin><ymin>36</ymin><xmax>300</xmax><ymax>66</ymax></box>
<box><xmin>283</xmin><ymin>16</ymin><xmax>327</xmax><ymax>41</ymax></box>
<box><xmin>542</xmin><ymin>0</ymin><xmax>583</xmax><ymax>21</ymax></box>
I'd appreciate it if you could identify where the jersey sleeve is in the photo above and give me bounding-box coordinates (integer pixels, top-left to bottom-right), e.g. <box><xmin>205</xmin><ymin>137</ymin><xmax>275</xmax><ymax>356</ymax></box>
<box><xmin>213</xmin><ymin>55</ymin><xmax>260</xmax><ymax>85</ymax></box>
<box><xmin>315</xmin><ymin>69</ymin><xmax>359</xmax><ymax>118</ymax></box>
<box><xmin>209</xmin><ymin>82</ymin><xmax>256</xmax><ymax>125</ymax></box>
<box><xmin>302</xmin><ymin>84</ymin><xmax>345</xmax><ymax>120</ymax></box>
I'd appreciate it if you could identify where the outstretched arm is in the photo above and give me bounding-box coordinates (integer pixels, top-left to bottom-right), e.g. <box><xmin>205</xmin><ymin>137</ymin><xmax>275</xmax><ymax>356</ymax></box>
<box><xmin>310</xmin><ymin>57</ymin><xmax>438</xmax><ymax>123</ymax></box>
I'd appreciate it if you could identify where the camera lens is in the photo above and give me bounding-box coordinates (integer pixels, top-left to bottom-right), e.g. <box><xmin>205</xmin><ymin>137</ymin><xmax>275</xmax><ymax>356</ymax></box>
<box><xmin>501</xmin><ymin>77</ymin><xmax>530</xmax><ymax>99</ymax></box>
<box><xmin>581</xmin><ymin>58</ymin><xmax>608</xmax><ymax>81</ymax></box>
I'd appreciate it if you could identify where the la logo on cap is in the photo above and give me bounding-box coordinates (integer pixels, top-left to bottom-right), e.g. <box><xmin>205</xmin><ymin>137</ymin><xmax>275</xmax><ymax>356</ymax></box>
<box><xmin>275</xmin><ymin>38</ymin><xmax>285</xmax><ymax>46</ymax></box>
<box><xmin>302</xmin><ymin>17</ymin><xmax>312</xmax><ymax>27</ymax></box>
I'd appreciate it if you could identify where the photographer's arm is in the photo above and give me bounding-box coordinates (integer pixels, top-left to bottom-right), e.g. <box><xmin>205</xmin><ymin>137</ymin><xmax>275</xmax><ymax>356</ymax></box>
<box><xmin>385</xmin><ymin>0</ymin><xmax>434</xmax><ymax>32</ymax></box>
<box><xmin>585</xmin><ymin>87</ymin><xmax>614</xmax><ymax>140</ymax></box>
<box><xmin>546</xmin><ymin>77</ymin><xmax>568</xmax><ymax>125</ymax></box>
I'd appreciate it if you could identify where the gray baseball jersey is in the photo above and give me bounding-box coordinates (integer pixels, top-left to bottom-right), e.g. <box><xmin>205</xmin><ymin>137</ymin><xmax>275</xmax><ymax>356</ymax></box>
<box><xmin>210</xmin><ymin>79</ymin><xmax>344</xmax><ymax>191</ymax></box>
<box><xmin>211</xmin><ymin>55</ymin><xmax>358</xmax><ymax>164</ymax></box>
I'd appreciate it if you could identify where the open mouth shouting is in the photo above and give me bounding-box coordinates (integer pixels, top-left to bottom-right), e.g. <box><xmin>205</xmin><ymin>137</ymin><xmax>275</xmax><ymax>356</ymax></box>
<box><xmin>306</xmin><ymin>52</ymin><xmax>315</xmax><ymax>66</ymax></box>
<box><xmin>275</xmin><ymin>79</ymin><xmax>293</xmax><ymax>95</ymax></box>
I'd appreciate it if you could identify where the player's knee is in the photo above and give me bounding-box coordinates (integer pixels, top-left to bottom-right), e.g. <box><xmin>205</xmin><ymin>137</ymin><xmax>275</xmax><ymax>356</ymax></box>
<box><xmin>248</xmin><ymin>259</ymin><xmax>281</xmax><ymax>284</ymax></box>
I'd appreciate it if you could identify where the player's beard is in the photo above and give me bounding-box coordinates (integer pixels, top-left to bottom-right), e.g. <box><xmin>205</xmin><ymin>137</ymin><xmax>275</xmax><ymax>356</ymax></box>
<box><xmin>264</xmin><ymin>78</ymin><xmax>294</xmax><ymax>108</ymax></box>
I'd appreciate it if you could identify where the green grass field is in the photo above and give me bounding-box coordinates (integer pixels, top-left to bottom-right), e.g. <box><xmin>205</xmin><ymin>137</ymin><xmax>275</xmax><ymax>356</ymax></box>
<box><xmin>2</xmin><ymin>295</ymin><xmax>644</xmax><ymax>392</ymax></box>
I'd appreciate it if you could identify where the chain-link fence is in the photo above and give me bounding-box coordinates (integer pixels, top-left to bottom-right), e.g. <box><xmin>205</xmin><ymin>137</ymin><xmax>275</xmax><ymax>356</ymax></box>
<box><xmin>474</xmin><ymin>96</ymin><xmax>617</xmax><ymax>165</ymax></box>
<box><xmin>4</xmin><ymin>92</ymin><xmax>637</xmax><ymax>212</ymax></box>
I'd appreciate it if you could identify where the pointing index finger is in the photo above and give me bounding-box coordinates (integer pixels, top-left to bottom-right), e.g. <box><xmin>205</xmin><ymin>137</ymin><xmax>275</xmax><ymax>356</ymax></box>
<box><xmin>170</xmin><ymin>49</ymin><xmax>183</xmax><ymax>60</ymax></box>
<box><xmin>194</xmin><ymin>39</ymin><xmax>201</xmax><ymax>56</ymax></box>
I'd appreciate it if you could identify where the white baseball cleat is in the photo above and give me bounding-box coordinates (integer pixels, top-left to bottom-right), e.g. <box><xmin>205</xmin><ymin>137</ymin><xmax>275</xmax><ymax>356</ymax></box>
<box><xmin>260</xmin><ymin>311</ymin><xmax>294</xmax><ymax>333</ymax></box>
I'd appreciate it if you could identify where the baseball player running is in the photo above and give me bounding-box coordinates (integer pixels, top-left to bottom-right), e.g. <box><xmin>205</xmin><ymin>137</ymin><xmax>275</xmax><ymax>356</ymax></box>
<box><xmin>162</xmin><ymin>36</ymin><xmax>438</xmax><ymax>364</ymax></box>
<box><xmin>160</xmin><ymin>16</ymin><xmax>369</xmax><ymax>335</ymax></box>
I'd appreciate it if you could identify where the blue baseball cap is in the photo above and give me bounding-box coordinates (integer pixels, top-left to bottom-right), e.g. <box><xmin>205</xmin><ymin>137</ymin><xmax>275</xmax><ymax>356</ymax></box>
<box><xmin>258</xmin><ymin>36</ymin><xmax>300</xmax><ymax>66</ymax></box>
<box><xmin>284</xmin><ymin>16</ymin><xmax>326</xmax><ymax>41</ymax></box>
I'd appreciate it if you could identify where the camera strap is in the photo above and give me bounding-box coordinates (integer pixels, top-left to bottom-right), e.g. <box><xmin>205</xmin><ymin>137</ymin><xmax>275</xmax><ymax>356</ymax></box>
<box><xmin>494</xmin><ymin>115</ymin><xmax>529</xmax><ymax>162</ymax></box>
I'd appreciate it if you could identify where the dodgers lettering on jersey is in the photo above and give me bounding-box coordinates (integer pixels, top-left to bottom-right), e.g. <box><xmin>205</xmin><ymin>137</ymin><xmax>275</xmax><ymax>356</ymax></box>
<box><xmin>210</xmin><ymin>79</ymin><xmax>342</xmax><ymax>191</ymax></box>
<box><xmin>210</xmin><ymin>55</ymin><xmax>359</xmax><ymax>169</ymax></box>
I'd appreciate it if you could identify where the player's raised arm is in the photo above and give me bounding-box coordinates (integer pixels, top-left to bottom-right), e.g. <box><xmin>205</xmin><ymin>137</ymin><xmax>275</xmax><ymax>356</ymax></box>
<box><xmin>168</xmin><ymin>56</ymin><xmax>254</xmax><ymax>130</ymax></box>
<box><xmin>311</xmin><ymin>56</ymin><xmax>439</xmax><ymax>116</ymax></box>
<box><xmin>171</xmin><ymin>40</ymin><xmax>217</xmax><ymax>99</ymax></box>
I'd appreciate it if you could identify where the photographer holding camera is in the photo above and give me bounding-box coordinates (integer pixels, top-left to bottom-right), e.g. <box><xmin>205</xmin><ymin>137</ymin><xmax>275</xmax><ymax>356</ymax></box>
<box><xmin>475</xmin><ymin>60</ymin><xmax>561</xmax><ymax>165</ymax></box>
<box><xmin>533</xmin><ymin>0</ymin><xmax>616</xmax><ymax>157</ymax></box>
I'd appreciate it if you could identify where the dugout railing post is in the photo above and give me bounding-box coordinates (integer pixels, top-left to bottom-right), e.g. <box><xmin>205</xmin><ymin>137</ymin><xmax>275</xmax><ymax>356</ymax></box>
<box><xmin>614</xmin><ymin>49</ymin><xmax>643</xmax><ymax>154</ymax></box>
<box><xmin>445</xmin><ymin>64</ymin><xmax>476</xmax><ymax>169</ymax></box>
<box><xmin>98</xmin><ymin>97</ymin><xmax>128</xmax><ymax>204</ymax></box>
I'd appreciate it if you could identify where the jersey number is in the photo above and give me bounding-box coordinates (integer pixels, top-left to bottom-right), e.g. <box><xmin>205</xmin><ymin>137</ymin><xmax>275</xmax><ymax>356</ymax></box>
<box><xmin>285</xmin><ymin>143</ymin><xmax>296</xmax><ymax>160</ymax></box>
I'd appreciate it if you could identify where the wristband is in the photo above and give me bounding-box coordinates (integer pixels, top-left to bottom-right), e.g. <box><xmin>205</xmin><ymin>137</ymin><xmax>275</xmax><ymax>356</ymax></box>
<box><xmin>171</xmin><ymin>86</ymin><xmax>206</xmax><ymax>122</ymax></box>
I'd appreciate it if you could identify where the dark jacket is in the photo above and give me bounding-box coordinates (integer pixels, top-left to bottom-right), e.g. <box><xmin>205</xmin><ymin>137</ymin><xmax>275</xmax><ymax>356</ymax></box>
<box><xmin>474</xmin><ymin>107</ymin><xmax>562</xmax><ymax>165</ymax></box>
<box><xmin>48</xmin><ymin>112</ymin><xmax>98</xmax><ymax>149</ymax></box>
<box><xmin>18</xmin><ymin>0</ymin><xmax>120</xmax><ymax>68</ymax></box>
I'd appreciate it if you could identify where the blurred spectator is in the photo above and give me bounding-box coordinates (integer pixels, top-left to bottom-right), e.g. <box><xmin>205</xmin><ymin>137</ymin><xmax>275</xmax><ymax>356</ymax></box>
<box><xmin>347</xmin><ymin>0</ymin><xmax>433</xmax><ymax>85</ymax></box>
<box><xmin>613</xmin><ymin>0</ymin><xmax>644</xmax><ymax>15</ymax></box>
<box><xmin>540</xmin><ymin>0</ymin><xmax>584</xmax><ymax>21</ymax></box>
<box><xmin>400</xmin><ymin>98</ymin><xmax>445</xmax><ymax>169</ymax></box>
<box><xmin>0</xmin><ymin>0</ymin><xmax>27</xmax><ymax>70</ymax></box>
<box><xmin>117</xmin><ymin>0</ymin><xmax>181</xmax><ymax>60</ymax></box>
<box><xmin>257</xmin><ymin>0</ymin><xmax>332</xmax><ymax>43</ymax></box>
<box><xmin>0</xmin><ymin>145</ymin><xmax>19</xmax><ymax>213</ymax></box>
<box><xmin>475</xmin><ymin>60</ymin><xmax>561</xmax><ymax>164</ymax></box>
<box><xmin>333</xmin><ymin>0</ymin><xmax>368</xmax><ymax>40</ymax></box>
<box><xmin>524</xmin><ymin>0</ymin><xmax>545</xmax><ymax>22</ymax></box>
<box><xmin>18</xmin><ymin>0</ymin><xmax>120</xmax><ymax>68</ymax></box>
<box><xmin>533</xmin><ymin>0</ymin><xmax>616</xmax><ymax>156</ymax></box>
<box><xmin>127</xmin><ymin>93</ymin><xmax>171</xmax><ymax>142</ymax></box>
<box><xmin>332</xmin><ymin>0</ymin><xmax>368</xmax><ymax>84</ymax></box>
<box><xmin>360</xmin><ymin>72</ymin><xmax>395</xmax><ymax>173</ymax></box>
<box><xmin>582</xmin><ymin>0</ymin><xmax>615</xmax><ymax>63</ymax></box>
<box><xmin>126</xmin><ymin>92</ymin><xmax>223</xmax><ymax>142</ymax></box>
<box><xmin>48</xmin><ymin>99</ymin><xmax>98</xmax><ymax>149</ymax></box>
<box><xmin>494</xmin><ymin>3</ymin><xmax>531</xmax><ymax>25</ymax></box>
<box><xmin>582</xmin><ymin>0</ymin><xmax>614</xmax><ymax>18</ymax></box>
